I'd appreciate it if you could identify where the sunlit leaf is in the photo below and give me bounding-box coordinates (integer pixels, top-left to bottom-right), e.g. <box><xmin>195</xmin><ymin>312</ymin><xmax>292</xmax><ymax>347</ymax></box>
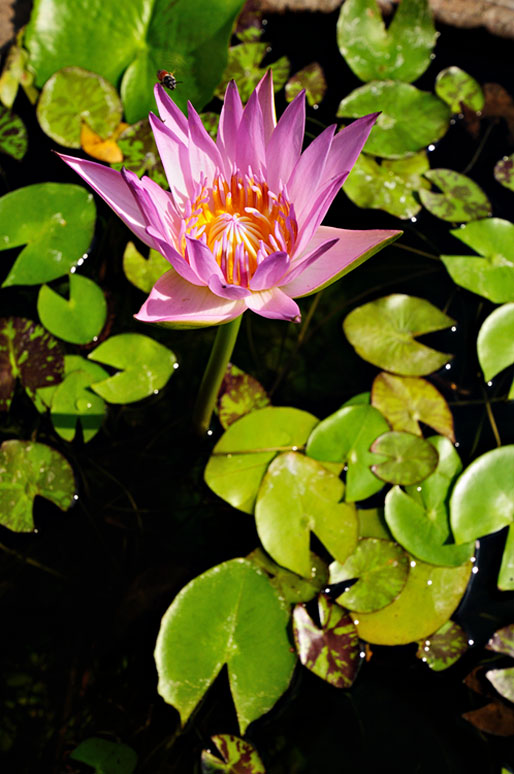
<box><xmin>204</xmin><ymin>407</ymin><xmax>318</xmax><ymax>514</ymax></box>
<box><xmin>487</xmin><ymin>624</ymin><xmax>514</xmax><ymax>658</ymax></box>
<box><xmin>285</xmin><ymin>63</ymin><xmax>326</xmax><ymax>107</ymax></box>
<box><xmin>371</xmin><ymin>372</ymin><xmax>455</xmax><ymax>440</ymax></box>
<box><xmin>155</xmin><ymin>558</ymin><xmax>296</xmax><ymax>733</ymax></box>
<box><xmin>247</xmin><ymin>548</ymin><xmax>328</xmax><ymax>605</ymax></box>
<box><xmin>69</xmin><ymin>737</ymin><xmax>137</xmax><ymax>774</ymax></box>
<box><xmin>441</xmin><ymin>218</ymin><xmax>514</xmax><ymax>304</ymax></box>
<box><xmin>81</xmin><ymin>121</ymin><xmax>128</xmax><ymax>163</ymax></box>
<box><xmin>419</xmin><ymin>169</ymin><xmax>491</xmax><ymax>222</ymax></box>
<box><xmin>416</xmin><ymin>620</ymin><xmax>468</xmax><ymax>670</ymax></box>
<box><xmin>0</xmin><ymin>183</ymin><xmax>96</xmax><ymax>286</ymax></box>
<box><xmin>37</xmin><ymin>274</ymin><xmax>107</xmax><ymax>345</ymax></box>
<box><xmin>477</xmin><ymin>303</ymin><xmax>514</xmax><ymax>398</ymax></box>
<box><xmin>214</xmin><ymin>42</ymin><xmax>289</xmax><ymax>103</ymax></box>
<box><xmin>371</xmin><ymin>431</ymin><xmax>439</xmax><ymax>485</ymax></box>
<box><xmin>337</xmin><ymin>0</ymin><xmax>436</xmax><ymax>84</ymax></box>
<box><xmin>494</xmin><ymin>154</ymin><xmax>514</xmax><ymax>192</ymax></box>
<box><xmin>88</xmin><ymin>333</ymin><xmax>177</xmax><ymax>403</ymax></box>
<box><xmin>122</xmin><ymin>242</ymin><xmax>169</xmax><ymax>294</ymax></box>
<box><xmin>217</xmin><ymin>364</ymin><xmax>270</xmax><ymax>429</ymax></box>
<box><xmin>498</xmin><ymin>525</ymin><xmax>514</xmax><ymax>591</ymax></box>
<box><xmin>255</xmin><ymin>452</ymin><xmax>358</xmax><ymax>577</ymax></box>
<box><xmin>486</xmin><ymin>668</ymin><xmax>514</xmax><ymax>704</ymax></box>
<box><xmin>343</xmin><ymin>294</ymin><xmax>454</xmax><ymax>375</ymax></box>
<box><xmin>435</xmin><ymin>66</ymin><xmax>484</xmax><ymax>113</ymax></box>
<box><xmin>111</xmin><ymin>120</ymin><xmax>168</xmax><ymax>188</ymax></box>
<box><xmin>0</xmin><ymin>439</ymin><xmax>75</xmax><ymax>532</ymax></box>
<box><xmin>47</xmin><ymin>356</ymin><xmax>108</xmax><ymax>443</ymax></box>
<box><xmin>293</xmin><ymin>595</ymin><xmax>360</xmax><ymax>689</ymax></box>
<box><xmin>329</xmin><ymin>538</ymin><xmax>409</xmax><ymax>612</ymax></box>
<box><xmin>337</xmin><ymin>81</ymin><xmax>450</xmax><ymax>159</ymax></box>
<box><xmin>201</xmin><ymin>735</ymin><xmax>265</xmax><ymax>774</ymax></box>
<box><xmin>0</xmin><ymin>105</ymin><xmax>27</xmax><ymax>160</ymax></box>
<box><xmin>306</xmin><ymin>404</ymin><xmax>389</xmax><ymax>502</ymax></box>
<box><xmin>353</xmin><ymin>557</ymin><xmax>472</xmax><ymax>645</ymax></box>
<box><xmin>0</xmin><ymin>41</ymin><xmax>28</xmax><ymax>108</ymax></box>
<box><xmin>358</xmin><ymin>507</ymin><xmax>392</xmax><ymax>540</ymax></box>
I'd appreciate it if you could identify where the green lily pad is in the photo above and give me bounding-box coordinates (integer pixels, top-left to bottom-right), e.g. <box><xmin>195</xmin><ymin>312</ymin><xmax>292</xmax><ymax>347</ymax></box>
<box><xmin>494</xmin><ymin>154</ymin><xmax>514</xmax><ymax>192</ymax></box>
<box><xmin>435</xmin><ymin>66</ymin><xmax>484</xmax><ymax>113</ymax></box>
<box><xmin>201</xmin><ymin>735</ymin><xmax>265</xmax><ymax>774</ymax></box>
<box><xmin>37</xmin><ymin>274</ymin><xmax>107</xmax><ymax>345</ymax></box>
<box><xmin>88</xmin><ymin>333</ymin><xmax>177</xmax><ymax>404</ymax></box>
<box><xmin>217</xmin><ymin>364</ymin><xmax>270</xmax><ymax>429</ymax></box>
<box><xmin>293</xmin><ymin>595</ymin><xmax>360</xmax><ymax>689</ymax></box>
<box><xmin>255</xmin><ymin>452</ymin><xmax>358</xmax><ymax>578</ymax></box>
<box><xmin>486</xmin><ymin>668</ymin><xmax>514</xmax><ymax>704</ymax></box>
<box><xmin>48</xmin><ymin>356</ymin><xmax>108</xmax><ymax>443</ymax></box>
<box><xmin>477</xmin><ymin>303</ymin><xmax>514</xmax><ymax>398</ymax></box>
<box><xmin>419</xmin><ymin>169</ymin><xmax>492</xmax><ymax>222</ymax></box>
<box><xmin>487</xmin><ymin>624</ymin><xmax>514</xmax><ymax>658</ymax></box>
<box><xmin>247</xmin><ymin>548</ymin><xmax>328</xmax><ymax>605</ymax></box>
<box><xmin>214</xmin><ymin>42</ymin><xmax>290</xmax><ymax>103</ymax></box>
<box><xmin>358</xmin><ymin>507</ymin><xmax>392</xmax><ymax>540</ymax></box>
<box><xmin>370</xmin><ymin>431</ymin><xmax>439</xmax><ymax>485</ymax></box>
<box><xmin>0</xmin><ymin>106</ymin><xmax>27</xmax><ymax>160</ymax></box>
<box><xmin>0</xmin><ymin>183</ymin><xmax>96</xmax><ymax>286</ymax></box>
<box><xmin>371</xmin><ymin>372</ymin><xmax>455</xmax><ymax>440</ymax></box>
<box><xmin>285</xmin><ymin>62</ymin><xmax>326</xmax><ymax>107</ymax></box>
<box><xmin>204</xmin><ymin>407</ymin><xmax>318</xmax><ymax>514</ymax></box>
<box><xmin>404</xmin><ymin>435</ymin><xmax>462</xmax><ymax>519</ymax></box>
<box><xmin>0</xmin><ymin>439</ymin><xmax>75</xmax><ymax>532</ymax></box>
<box><xmin>122</xmin><ymin>241</ymin><xmax>169</xmax><ymax>294</ymax></box>
<box><xmin>337</xmin><ymin>0</ymin><xmax>436</xmax><ymax>84</ymax></box>
<box><xmin>0</xmin><ymin>317</ymin><xmax>64</xmax><ymax>411</ymax></box>
<box><xmin>337</xmin><ymin>81</ymin><xmax>451</xmax><ymax>159</ymax></box>
<box><xmin>343</xmin><ymin>151</ymin><xmax>430</xmax><ymax>219</ymax></box>
<box><xmin>26</xmin><ymin>0</ymin><xmax>245</xmax><ymax>122</ymax></box>
<box><xmin>450</xmin><ymin>445</ymin><xmax>514</xmax><ymax>543</ymax></box>
<box><xmin>0</xmin><ymin>40</ymin><xmax>29</xmax><ymax>109</ymax></box>
<box><xmin>70</xmin><ymin>737</ymin><xmax>137</xmax><ymax>774</ymax></box>
<box><xmin>441</xmin><ymin>218</ymin><xmax>514</xmax><ymax>303</ymax></box>
<box><xmin>306</xmin><ymin>404</ymin><xmax>389</xmax><ymax>502</ymax></box>
<box><xmin>329</xmin><ymin>538</ymin><xmax>410</xmax><ymax>612</ymax></box>
<box><xmin>155</xmin><ymin>558</ymin><xmax>296</xmax><ymax>733</ymax></box>
<box><xmin>37</xmin><ymin>67</ymin><xmax>122</xmax><ymax>148</ymax></box>
<box><xmin>111</xmin><ymin>120</ymin><xmax>167</xmax><ymax>189</ymax></box>
<box><xmin>416</xmin><ymin>620</ymin><xmax>468</xmax><ymax>671</ymax></box>
<box><xmin>498</xmin><ymin>525</ymin><xmax>514</xmax><ymax>591</ymax></box>
<box><xmin>353</xmin><ymin>557</ymin><xmax>472</xmax><ymax>645</ymax></box>
<box><xmin>343</xmin><ymin>294</ymin><xmax>454</xmax><ymax>376</ymax></box>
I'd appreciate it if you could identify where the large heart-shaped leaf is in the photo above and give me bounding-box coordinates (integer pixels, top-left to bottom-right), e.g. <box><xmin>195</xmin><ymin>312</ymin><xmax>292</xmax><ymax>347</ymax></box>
<box><xmin>370</xmin><ymin>431</ymin><xmax>439</xmax><ymax>485</ymax></box>
<box><xmin>477</xmin><ymin>303</ymin><xmax>514</xmax><ymax>398</ymax></box>
<box><xmin>419</xmin><ymin>169</ymin><xmax>491</xmax><ymax>222</ymax></box>
<box><xmin>337</xmin><ymin>0</ymin><xmax>436</xmax><ymax>84</ymax></box>
<box><xmin>69</xmin><ymin>738</ymin><xmax>137</xmax><ymax>774</ymax></box>
<box><xmin>154</xmin><ymin>558</ymin><xmax>296</xmax><ymax>733</ymax></box>
<box><xmin>201</xmin><ymin>735</ymin><xmax>265</xmax><ymax>774</ymax></box>
<box><xmin>254</xmin><ymin>452</ymin><xmax>358</xmax><ymax>577</ymax></box>
<box><xmin>37</xmin><ymin>274</ymin><xmax>107</xmax><ymax>345</ymax></box>
<box><xmin>343</xmin><ymin>294</ymin><xmax>454</xmax><ymax>375</ymax></box>
<box><xmin>46</xmin><ymin>355</ymin><xmax>108</xmax><ymax>443</ymax></box>
<box><xmin>337</xmin><ymin>81</ymin><xmax>450</xmax><ymax>159</ymax></box>
<box><xmin>0</xmin><ymin>183</ymin><xmax>95</xmax><ymax>286</ymax></box>
<box><xmin>122</xmin><ymin>242</ymin><xmax>169</xmax><ymax>294</ymax></box>
<box><xmin>435</xmin><ymin>67</ymin><xmax>484</xmax><ymax>113</ymax></box>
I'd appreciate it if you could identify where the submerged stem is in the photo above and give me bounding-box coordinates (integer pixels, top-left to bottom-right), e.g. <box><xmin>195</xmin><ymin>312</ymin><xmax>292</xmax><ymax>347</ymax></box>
<box><xmin>192</xmin><ymin>315</ymin><xmax>243</xmax><ymax>436</ymax></box>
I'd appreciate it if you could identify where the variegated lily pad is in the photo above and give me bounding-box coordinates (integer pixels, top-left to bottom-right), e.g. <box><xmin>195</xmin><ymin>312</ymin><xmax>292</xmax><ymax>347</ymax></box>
<box><xmin>487</xmin><ymin>624</ymin><xmax>514</xmax><ymax>658</ymax></box>
<box><xmin>416</xmin><ymin>620</ymin><xmax>468</xmax><ymax>670</ymax></box>
<box><xmin>111</xmin><ymin>119</ymin><xmax>167</xmax><ymax>188</ymax></box>
<box><xmin>494</xmin><ymin>154</ymin><xmax>514</xmax><ymax>192</ymax></box>
<box><xmin>435</xmin><ymin>67</ymin><xmax>484</xmax><ymax>113</ymax></box>
<box><xmin>248</xmin><ymin>548</ymin><xmax>328</xmax><ymax>605</ymax></box>
<box><xmin>285</xmin><ymin>63</ymin><xmax>326</xmax><ymax>107</ymax></box>
<box><xmin>201</xmin><ymin>735</ymin><xmax>265</xmax><ymax>774</ymax></box>
<box><xmin>217</xmin><ymin>364</ymin><xmax>270</xmax><ymax>429</ymax></box>
<box><xmin>215</xmin><ymin>42</ymin><xmax>289</xmax><ymax>103</ymax></box>
<box><xmin>419</xmin><ymin>169</ymin><xmax>491</xmax><ymax>222</ymax></box>
<box><xmin>0</xmin><ymin>105</ymin><xmax>27</xmax><ymax>160</ymax></box>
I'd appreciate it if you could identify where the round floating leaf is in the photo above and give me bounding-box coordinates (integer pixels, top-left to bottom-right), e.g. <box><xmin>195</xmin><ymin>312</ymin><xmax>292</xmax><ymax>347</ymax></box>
<box><xmin>337</xmin><ymin>81</ymin><xmax>450</xmax><ymax>159</ymax></box>
<box><xmin>435</xmin><ymin>66</ymin><xmax>484</xmax><ymax>113</ymax></box>
<box><xmin>247</xmin><ymin>548</ymin><xmax>329</xmax><ymax>605</ymax></box>
<box><xmin>353</xmin><ymin>557</ymin><xmax>472</xmax><ymax>645</ymax></box>
<box><xmin>498</xmin><ymin>525</ymin><xmax>514</xmax><ymax>591</ymax></box>
<box><xmin>371</xmin><ymin>372</ymin><xmax>454</xmax><ymax>440</ymax></box>
<box><xmin>337</xmin><ymin>0</ymin><xmax>436</xmax><ymax>84</ymax></box>
<box><xmin>306</xmin><ymin>404</ymin><xmax>389</xmax><ymax>502</ymax></box>
<box><xmin>343</xmin><ymin>294</ymin><xmax>454</xmax><ymax>376</ymax></box>
<box><xmin>88</xmin><ymin>333</ymin><xmax>177</xmax><ymax>404</ymax></box>
<box><xmin>155</xmin><ymin>558</ymin><xmax>296</xmax><ymax>733</ymax></box>
<box><xmin>450</xmin><ymin>446</ymin><xmax>514</xmax><ymax>543</ymax></box>
<box><xmin>204</xmin><ymin>407</ymin><xmax>318</xmax><ymax>514</ymax></box>
<box><xmin>370</xmin><ymin>431</ymin><xmax>439</xmax><ymax>485</ymax></box>
<box><xmin>358</xmin><ymin>507</ymin><xmax>392</xmax><ymax>540</ymax></box>
<box><xmin>477</xmin><ymin>303</ymin><xmax>514</xmax><ymax>398</ymax></box>
<box><xmin>293</xmin><ymin>595</ymin><xmax>360</xmax><ymax>689</ymax></box>
<box><xmin>404</xmin><ymin>435</ymin><xmax>462</xmax><ymax>516</ymax></box>
<box><xmin>49</xmin><ymin>356</ymin><xmax>108</xmax><ymax>443</ymax></box>
<box><xmin>487</xmin><ymin>668</ymin><xmax>514</xmax><ymax>704</ymax></box>
<box><xmin>37</xmin><ymin>67</ymin><xmax>122</xmax><ymax>148</ymax></box>
<box><xmin>0</xmin><ymin>317</ymin><xmax>64</xmax><ymax>411</ymax></box>
<box><xmin>37</xmin><ymin>274</ymin><xmax>107</xmax><ymax>345</ymax></box>
<box><xmin>26</xmin><ymin>0</ymin><xmax>245</xmax><ymax>122</ymax></box>
<box><xmin>122</xmin><ymin>242</ymin><xmax>169</xmax><ymax>295</ymax></box>
<box><xmin>441</xmin><ymin>218</ymin><xmax>514</xmax><ymax>303</ymax></box>
<box><xmin>0</xmin><ymin>439</ymin><xmax>75</xmax><ymax>532</ymax></box>
<box><xmin>70</xmin><ymin>737</ymin><xmax>137</xmax><ymax>774</ymax></box>
<box><xmin>494</xmin><ymin>154</ymin><xmax>514</xmax><ymax>192</ymax></box>
<box><xmin>215</xmin><ymin>42</ymin><xmax>290</xmax><ymax>103</ymax></box>
<box><xmin>201</xmin><ymin>735</ymin><xmax>265</xmax><ymax>774</ymax></box>
<box><xmin>0</xmin><ymin>183</ymin><xmax>95</xmax><ymax>286</ymax></box>
<box><xmin>487</xmin><ymin>624</ymin><xmax>514</xmax><ymax>658</ymax></box>
<box><xmin>329</xmin><ymin>538</ymin><xmax>409</xmax><ymax>612</ymax></box>
<box><xmin>419</xmin><ymin>169</ymin><xmax>491</xmax><ymax>222</ymax></box>
<box><xmin>416</xmin><ymin>620</ymin><xmax>468</xmax><ymax>671</ymax></box>
<box><xmin>343</xmin><ymin>151</ymin><xmax>430</xmax><ymax>219</ymax></box>
<box><xmin>0</xmin><ymin>105</ymin><xmax>27</xmax><ymax>160</ymax></box>
<box><xmin>255</xmin><ymin>452</ymin><xmax>358</xmax><ymax>578</ymax></box>
<box><xmin>285</xmin><ymin>62</ymin><xmax>326</xmax><ymax>107</ymax></box>
<box><xmin>217</xmin><ymin>364</ymin><xmax>270</xmax><ymax>429</ymax></box>
<box><xmin>112</xmin><ymin>120</ymin><xmax>167</xmax><ymax>189</ymax></box>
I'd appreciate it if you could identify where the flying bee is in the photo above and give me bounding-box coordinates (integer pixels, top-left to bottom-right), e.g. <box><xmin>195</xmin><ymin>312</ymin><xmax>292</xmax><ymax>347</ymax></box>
<box><xmin>157</xmin><ymin>70</ymin><xmax>180</xmax><ymax>90</ymax></box>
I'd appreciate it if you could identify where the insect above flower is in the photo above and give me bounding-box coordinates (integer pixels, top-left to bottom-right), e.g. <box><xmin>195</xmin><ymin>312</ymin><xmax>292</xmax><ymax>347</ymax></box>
<box><xmin>59</xmin><ymin>72</ymin><xmax>401</xmax><ymax>327</ymax></box>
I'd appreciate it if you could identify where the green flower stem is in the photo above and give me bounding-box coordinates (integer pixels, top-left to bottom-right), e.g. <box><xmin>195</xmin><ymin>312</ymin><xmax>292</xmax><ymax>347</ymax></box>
<box><xmin>192</xmin><ymin>315</ymin><xmax>243</xmax><ymax>436</ymax></box>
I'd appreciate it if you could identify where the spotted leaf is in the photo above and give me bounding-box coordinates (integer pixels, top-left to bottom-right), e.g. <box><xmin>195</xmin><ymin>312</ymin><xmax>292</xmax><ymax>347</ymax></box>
<box><xmin>201</xmin><ymin>735</ymin><xmax>265</xmax><ymax>774</ymax></box>
<box><xmin>416</xmin><ymin>620</ymin><xmax>468</xmax><ymax>670</ymax></box>
<box><xmin>217</xmin><ymin>364</ymin><xmax>270</xmax><ymax>429</ymax></box>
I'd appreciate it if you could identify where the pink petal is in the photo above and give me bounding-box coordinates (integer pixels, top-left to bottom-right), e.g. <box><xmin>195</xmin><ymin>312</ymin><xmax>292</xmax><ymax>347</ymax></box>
<box><xmin>266</xmin><ymin>91</ymin><xmax>306</xmax><ymax>189</ymax></box>
<box><xmin>57</xmin><ymin>153</ymin><xmax>155</xmax><ymax>248</ymax></box>
<box><xmin>154</xmin><ymin>84</ymin><xmax>188</xmax><ymax>144</ymax></box>
<box><xmin>236</xmin><ymin>89</ymin><xmax>266</xmax><ymax>175</ymax></box>
<box><xmin>121</xmin><ymin>168</ymin><xmax>170</xmax><ymax>240</ymax></box>
<box><xmin>146</xmin><ymin>227</ymin><xmax>203</xmax><ymax>286</ymax></box>
<box><xmin>280</xmin><ymin>237</ymin><xmax>339</xmax><ymax>285</ymax></box>
<box><xmin>208</xmin><ymin>274</ymin><xmax>252</xmax><ymax>299</ymax></box>
<box><xmin>293</xmin><ymin>173</ymin><xmax>349</xmax><ymax>257</ymax></box>
<box><xmin>255</xmin><ymin>70</ymin><xmax>277</xmax><ymax>142</ymax></box>
<box><xmin>286</xmin><ymin>124</ymin><xmax>336</xmax><ymax>226</ymax></box>
<box><xmin>323</xmin><ymin>113</ymin><xmax>379</xmax><ymax>181</ymax></box>
<box><xmin>149</xmin><ymin>112</ymin><xmax>190</xmax><ymax>200</ymax></box>
<box><xmin>135</xmin><ymin>268</ymin><xmax>246</xmax><ymax>327</ymax></box>
<box><xmin>187</xmin><ymin>101</ymin><xmax>224</xmax><ymax>182</ymax></box>
<box><xmin>245</xmin><ymin>287</ymin><xmax>301</xmax><ymax>322</ymax></box>
<box><xmin>282</xmin><ymin>226</ymin><xmax>402</xmax><ymax>298</ymax></box>
<box><xmin>217</xmin><ymin>80</ymin><xmax>243</xmax><ymax>168</ymax></box>
<box><xmin>185</xmin><ymin>236</ymin><xmax>225</xmax><ymax>284</ymax></box>
<box><xmin>249</xmin><ymin>251</ymin><xmax>290</xmax><ymax>290</ymax></box>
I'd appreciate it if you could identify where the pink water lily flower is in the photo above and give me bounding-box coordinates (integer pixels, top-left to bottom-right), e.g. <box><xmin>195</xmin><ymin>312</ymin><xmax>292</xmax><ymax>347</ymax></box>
<box><xmin>60</xmin><ymin>72</ymin><xmax>400</xmax><ymax>326</ymax></box>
